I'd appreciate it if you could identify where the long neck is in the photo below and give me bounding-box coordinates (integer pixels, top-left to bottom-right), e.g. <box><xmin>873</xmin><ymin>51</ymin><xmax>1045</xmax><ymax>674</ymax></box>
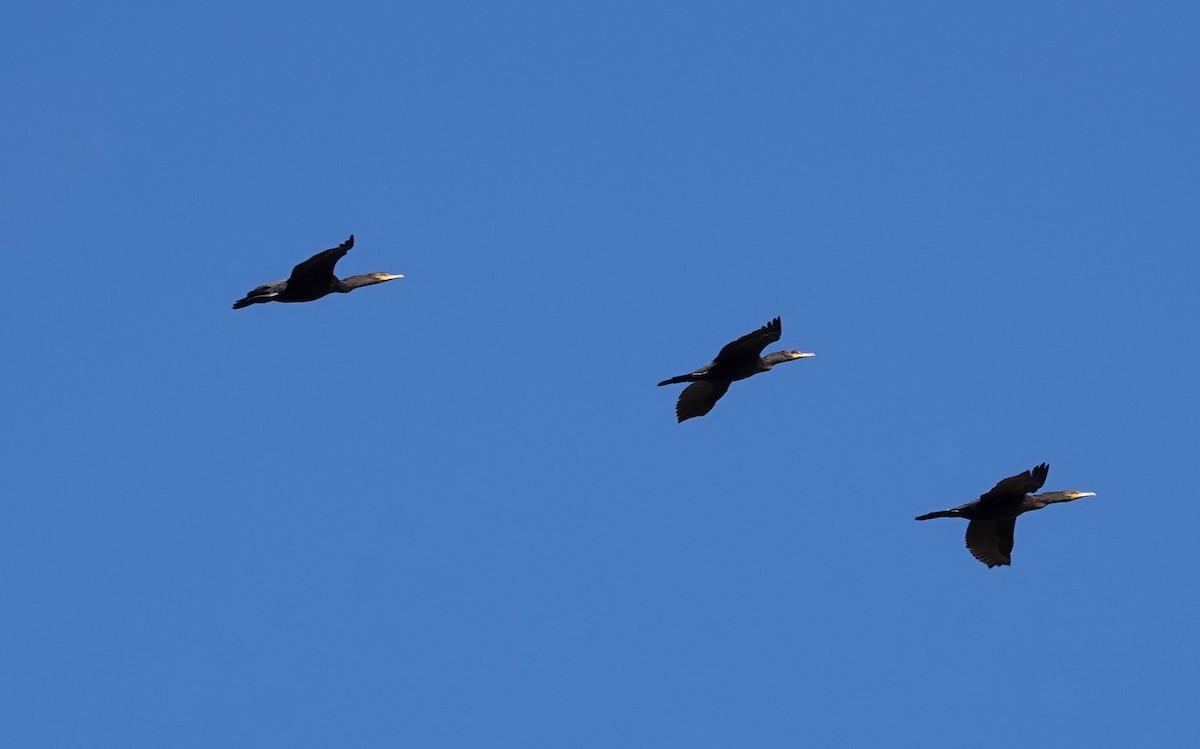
<box><xmin>1023</xmin><ymin>491</ymin><xmax>1074</xmax><ymax>511</ymax></box>
<box><xmin>337</xmin><ymin>274</ymin><xmax>387</xmax><ymax>292</ymax></box>
<box><xmin>760</xmin><ymin>351</ymin><xmax>794</xmax><ymax>368</ymax></box>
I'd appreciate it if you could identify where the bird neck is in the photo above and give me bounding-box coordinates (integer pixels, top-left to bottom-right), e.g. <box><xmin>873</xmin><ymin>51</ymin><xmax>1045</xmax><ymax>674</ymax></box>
<box><xmin>1025</xmin><ymin>491</ymin><xmax>1074</xmax><ymax>510</ymax></box>
<box><xmin>338</xmin><ymin>274</ymin><xmax>385</xmax><ymax>291</ymax></box>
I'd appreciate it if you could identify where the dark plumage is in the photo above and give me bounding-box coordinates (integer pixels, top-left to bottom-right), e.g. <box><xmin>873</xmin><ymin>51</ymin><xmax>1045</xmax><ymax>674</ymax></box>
<box><xmin>914</xmin><ymin>463</ymin><xmax>1096</xmax><ymax>568</ymax></box>
<box><xmin>657</xmin><ymin>317</ymin><xmax>815</xmax><ymax>422</ymax></box>
<box><xmin>232</xmin><ymin>235</ymin><xmax>403</xmax><ymax>309</ymax></box>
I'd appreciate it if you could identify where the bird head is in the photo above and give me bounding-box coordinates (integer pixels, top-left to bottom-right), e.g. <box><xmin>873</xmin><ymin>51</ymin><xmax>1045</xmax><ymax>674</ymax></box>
<box><xmin>371</xmin><ymin>273</ymin><xmax>405</xmax><ymax>282</ymax></box>
<box><xmin>781</xmin><ymin>350</ymin><xmax>816</xmax><ymax>360</ymax></box>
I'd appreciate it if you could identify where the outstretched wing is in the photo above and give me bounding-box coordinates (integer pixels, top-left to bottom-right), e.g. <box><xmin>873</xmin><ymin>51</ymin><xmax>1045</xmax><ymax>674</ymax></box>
<box><xmin>965</xmin><ymin>517</ymin><xmax>1017</xmax><ymax>568</ymax></box>
<box><xmin>287</xmin><ymin>235</ymin><xmax>355</xmax><ymax>287</ymax></box>
<box><xmin>980</xmin><ymin>463</ymin><xmax>1049</xmax><ymax>503</ymax></box>
<box><xmin>713</xmin><ymin>317</ymin><xmax>782</xmax><ymax>365</ymax></box>
<box><xmin>675</xmin><ymin>381</ymin><xmax>730</xmax><ymax>422</ymax></box>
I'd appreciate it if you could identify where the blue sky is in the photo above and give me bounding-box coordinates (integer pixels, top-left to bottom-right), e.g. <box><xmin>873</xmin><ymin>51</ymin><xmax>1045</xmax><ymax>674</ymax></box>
<box><xmin>3</xmin><ymin>1</ymin><xmax>1199</xmax><ymax>746</ymax></box>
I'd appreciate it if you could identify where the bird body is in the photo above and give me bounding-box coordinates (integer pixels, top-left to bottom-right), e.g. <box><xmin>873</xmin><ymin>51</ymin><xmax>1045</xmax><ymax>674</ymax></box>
<box><xmin>232</xmin><ymin>235</ymin><xmax>403</xmax><ymax>309</ymax></box>
<box><xmin>915</xmin><ymin>463</ymin><xmax>1096</xmax><ymax>567</ymax></box>
<box><xmin>657</xmin><ymin>317</ymin><xmax>814</xmax><ymax>422</ymax></box>
<box><xmin>658</xmin><ymin>350</ymin><xmax>793</xmax><ymax>386</ymax></box>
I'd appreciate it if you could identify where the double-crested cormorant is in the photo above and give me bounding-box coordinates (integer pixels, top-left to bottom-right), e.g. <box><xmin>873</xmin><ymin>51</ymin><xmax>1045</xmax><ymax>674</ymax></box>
<box><xmin>232</xmin><ymin>235</ymin><xmax>403</xmax><ymax>309</ymax></box>
<box><xmin>657</xmin><ymin>317</ymin><xmax>815</xmax><ymax>422</ymax></box>
<box><xmin>915</xmin><ymin>463</ymin><xmax>1096</xmax><ymax>567</ymax></box>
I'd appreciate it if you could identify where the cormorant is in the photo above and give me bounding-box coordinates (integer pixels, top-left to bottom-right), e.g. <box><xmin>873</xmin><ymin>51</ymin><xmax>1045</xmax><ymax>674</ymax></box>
<box><xmin>657</xmin><ymin>317</ymin><xmax>815</xmax><ymax>422</ymax></box>
<box><xmin>914</xmin><ymin>463</ymin><xmax>1096</xmax><ymax>568</ymax></box>
<box><xmin>232</xmin><ymin>235</ymin><xmax>403</xmax><ymax>309</ymax></box>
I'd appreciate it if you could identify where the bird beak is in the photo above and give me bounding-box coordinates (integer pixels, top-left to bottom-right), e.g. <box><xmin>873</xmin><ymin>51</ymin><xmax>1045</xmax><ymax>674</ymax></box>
<box><xmin>379</xmin><ymin>274</ymin><xmax>405</xmax><ymax>281</ymax></box>
<box><xmin>1076</xmin><ymin>491</ymin><xmax>1097</xmax><ymax>498</ymax></box>
<box><xmin>794</xmin><ymin>352</ymin><xmax>816</xmax><ymax>359</ymax></box>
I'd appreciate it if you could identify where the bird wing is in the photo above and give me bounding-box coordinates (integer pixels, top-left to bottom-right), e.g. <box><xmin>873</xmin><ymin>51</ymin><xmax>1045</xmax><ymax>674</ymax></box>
<box><xmin>286</xmin><ymin>235</ymin><xmax>355</xmax><ymax>286</ymax></box>
<box><xmin>713</xmin><ymin>317</ymin><xmax>782</xmax><ymax>365</ymax></box>
<box><xmin>965</xmin><ymin>517</ymin><xmax>1017</xmax><ymax>568</ymax></box>
<box><xmin>675</xmin><ymin>381</ymin><xmax>730</xmax><ymax>422</ymax></box>
<box><xmin>979</xmin><ymin>463</ymin><xmax>1050</xmax><ymax>503</ymax></box>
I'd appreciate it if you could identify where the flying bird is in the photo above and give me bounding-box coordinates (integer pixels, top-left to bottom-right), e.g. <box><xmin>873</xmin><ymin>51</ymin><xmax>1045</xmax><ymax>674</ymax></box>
<box><xmin>657</xmin><ymin>317</ymin><xmax>815</xmax><ymax>422</ymax></box>
<box><xmin>914</xmin><ymin>463</ymin><xmax>1096</xmax><ymax>568</ymax></box>
<box><xmin>232</xmin><ymin>235</ymin><xmax>403</xmax><ymax>309</ymax></box>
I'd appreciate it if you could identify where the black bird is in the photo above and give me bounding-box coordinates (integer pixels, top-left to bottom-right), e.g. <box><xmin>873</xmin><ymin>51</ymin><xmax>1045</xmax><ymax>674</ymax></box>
<box><xmin>232</xmin><ymin>235</ymin><xmax>403</xmax><ymax>309</ymax></box>
<box><xmin>914</xmin><ymin>463</ymin><xmax>1096</xmax><ymax>567</ymax></box>
<box><xmin>657</xmin><ymin>317</ymin><xmax>815</xmax><ymax>422</ymax></box>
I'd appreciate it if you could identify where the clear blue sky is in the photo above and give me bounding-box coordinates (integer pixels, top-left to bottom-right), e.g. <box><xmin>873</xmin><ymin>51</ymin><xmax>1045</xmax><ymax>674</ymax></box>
<box><xmin>4</xmin><ymin>1</ymin><xmax>1198</xmax><ymax>746</ymax></box>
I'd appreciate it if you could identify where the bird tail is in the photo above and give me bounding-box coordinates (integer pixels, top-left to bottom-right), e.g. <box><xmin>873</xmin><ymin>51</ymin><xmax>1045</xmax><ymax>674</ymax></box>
<box><xmin>657</xmin><ymin>374</ymin><xmax>695</xmax><ymax>387</ymax></box>
<box><xmin>232</xmin><ymin>285</ymin><xmax>277</xmax><ymax>310</ymax></box>
<box><xmin>914</xmin><ymin>509</ymin><xmax>959</xmax><ymax>521</ymax></box>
